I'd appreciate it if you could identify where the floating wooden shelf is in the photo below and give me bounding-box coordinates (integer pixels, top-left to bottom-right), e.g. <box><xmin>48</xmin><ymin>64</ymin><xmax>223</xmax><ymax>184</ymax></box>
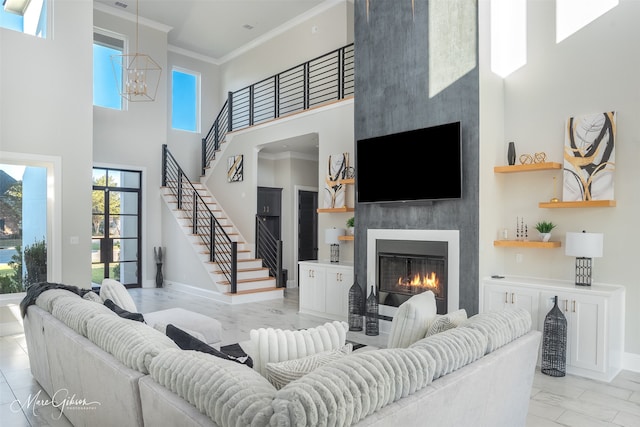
<box><xmin>338</xmin><ymin>235</ymin><xmax>354</xmax><ymax>241</ymax></box>
<box><xmin>317</xmin><ymin>207</ymin><xmax>355</xmax><ymax>213</ymax></box>
<box><xmin>538</xmin><ymin>200</ymin><xmax>616</xmax><ymax>208</ymax></box>
<box><xmin>494</xmin><ymin>240</ymin><xmax>561</xmax><ymax>248</ymax></box>
<box><xmin>338</xmin><ymin>178</ymin><xmax>355</xmax><ymax>185</ymax></box>
<box><xmin>494</xmin><ymin>162</ymin><xmax>562</xmax><ymax>173</ymax></box>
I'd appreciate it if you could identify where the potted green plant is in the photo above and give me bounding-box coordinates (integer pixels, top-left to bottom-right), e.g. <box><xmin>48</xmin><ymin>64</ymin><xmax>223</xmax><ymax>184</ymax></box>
<box><xmin>346</xmin><ymin>217</ymin><xmax>355</xmax><ymax>235</ymax></box>
<box><xmin>535</xmin><ymin>221</ymin><xmax>556</xmax><ymax>242</ymax></box>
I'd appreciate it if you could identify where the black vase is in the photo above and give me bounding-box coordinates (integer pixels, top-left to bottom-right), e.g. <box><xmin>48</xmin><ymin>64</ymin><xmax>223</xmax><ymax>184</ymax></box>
<box><xmin>507</xmin><ymin>141</ymin><xmax>516</xmax><ymax>165</ymax></box>
<box><xmin>155</xmin><ymin>263</ymin><xmax>163</xmax><ymax>288</ymax></box>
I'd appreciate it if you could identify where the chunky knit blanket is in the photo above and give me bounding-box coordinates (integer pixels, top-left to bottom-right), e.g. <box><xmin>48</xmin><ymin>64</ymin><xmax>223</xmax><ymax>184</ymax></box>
<box><xmin>20</xmin><ymin>282</ymin><xmax>92</xmax><ymax>318</ymax></box>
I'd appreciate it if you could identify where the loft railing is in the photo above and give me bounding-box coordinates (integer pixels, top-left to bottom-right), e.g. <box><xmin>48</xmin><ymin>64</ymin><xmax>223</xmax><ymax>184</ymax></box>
<box><xmin>162</xmin><ymin>144</ymin><xmax>238</xmax><ymax>293</ymax></box>
<box><xmin>201</xmin><ymin>43</ymin><xmax>354</xmax><ymax>175</ymax></box>
<box><xmin>255</xmin><ymin>215</ymin><xmax>284</xmax><ymax>288</ymax></box>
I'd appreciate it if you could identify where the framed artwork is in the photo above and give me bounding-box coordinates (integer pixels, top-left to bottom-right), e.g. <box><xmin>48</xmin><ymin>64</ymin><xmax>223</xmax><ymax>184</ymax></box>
<box><xmin>563</xmin><ymin>111</ymin><xmax>616</xmax><ymax>201</ymax></box>
<box><xmin>324</xmin><ymin>153</ymin><xmax>349</xmax><ymax>208</ymax></box>
<box><xmin>227</xmin><ymin>155</ymin><xmax>243</xmax><ymax>183</ymax></box>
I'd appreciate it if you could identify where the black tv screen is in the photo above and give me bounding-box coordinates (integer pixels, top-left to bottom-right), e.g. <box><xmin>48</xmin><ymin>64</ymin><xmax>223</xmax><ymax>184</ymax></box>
<box><xmin>356</xmin><ymin>122</ymin><xmax>462</xmax><ymax>203</ymax></box>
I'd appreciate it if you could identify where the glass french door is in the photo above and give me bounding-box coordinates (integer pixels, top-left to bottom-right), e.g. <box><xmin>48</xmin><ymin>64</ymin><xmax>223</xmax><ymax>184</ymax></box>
<box><xmin>92</xmin><ymin>168</ymin><xmax>142</xmax><ymax>287</ymax></box>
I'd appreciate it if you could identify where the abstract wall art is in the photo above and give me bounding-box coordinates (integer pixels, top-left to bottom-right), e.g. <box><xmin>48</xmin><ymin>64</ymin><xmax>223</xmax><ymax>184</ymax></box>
<box><xmin>324</xmin><ymin>153</ymin><xmax>349</xmax><ymax>208</ymax></box>
<box><xmin>563</xmin><ymin>111</ymin><xmax>616</xmax><ymax>201</ymax></box>
<box><xmin>227</xmin><ymin>155</ymin><xmax>243</xmax><ymax>183</ymax></box>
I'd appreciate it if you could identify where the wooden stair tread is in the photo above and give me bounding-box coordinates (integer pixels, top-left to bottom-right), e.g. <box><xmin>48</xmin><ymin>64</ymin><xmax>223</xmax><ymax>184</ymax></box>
<box><xmin>213</xmin><ymin>267</ymin><xmax>268</xmax><ymax>274</ymax></box>
<box><xmin>223</xmin><ymin>287</ymin><xmax>281</xmax><ymax>296</ymax></box>
<box><xmin>206</xmin><ymin>258</ymin><xmax>260</xmax><ymax>264</ymax></box>
<box><xmin>219</xmin><ymin>276</ymin><xmax>275</xmax><ymax>285</ymax></box>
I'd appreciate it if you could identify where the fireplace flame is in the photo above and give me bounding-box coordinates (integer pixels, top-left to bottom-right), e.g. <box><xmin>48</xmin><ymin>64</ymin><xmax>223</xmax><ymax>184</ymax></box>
<box><xmin>397</xmin><ymin>272</ymin><xmax>440</xmax><ymax>291</ymax></box>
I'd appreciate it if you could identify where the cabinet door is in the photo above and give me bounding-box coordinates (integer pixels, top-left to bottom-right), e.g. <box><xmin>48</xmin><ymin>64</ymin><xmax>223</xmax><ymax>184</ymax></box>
<box><xmin>539</xmin><ymin>291</ymin><xmax>605</xmax><ymax>374</ymax></box>
<box><xmin>482</xmin><ymin>283</ymin><xmax>539</xmax><ymax>326</ymax></box>
<box><xmin>325</xmin><ymin>267</ymin><xmax>352</xmax><ymax>319</ymax></box>
<box><xmin>299</xmin><ymin>264</ymin><xmax>325</xmax><ymax>313</ymax></box>
<box><xmin>257</xmin><ymin>187</ymin><xmax>282</xmax><ymax>216</ymax></box>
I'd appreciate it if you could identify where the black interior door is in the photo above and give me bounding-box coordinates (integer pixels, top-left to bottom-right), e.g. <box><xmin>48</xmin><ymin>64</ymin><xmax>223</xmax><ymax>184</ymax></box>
<box><xmin>298</xmin><ymin>190</ymin><xmax>318</xmax><ymax>261</ymax></box>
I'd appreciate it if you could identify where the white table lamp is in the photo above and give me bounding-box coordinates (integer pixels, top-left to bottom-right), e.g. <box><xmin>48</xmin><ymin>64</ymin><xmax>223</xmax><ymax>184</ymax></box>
<box><xmin>565</xmin><ymin>231</ymin><xmax>603</xmax><ymax>286</ymax></box>
<box><xmin>325</xmin><ymin>228</ymin><xmax>346</xmax><ymax>263</ymax></box>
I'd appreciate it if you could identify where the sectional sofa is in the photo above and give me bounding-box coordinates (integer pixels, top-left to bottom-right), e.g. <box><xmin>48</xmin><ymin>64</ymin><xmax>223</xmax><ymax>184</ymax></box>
<box><xmin>22</xmin><ymin>287</ymin><xmax>541</xmax><ymax>427</ymax></box>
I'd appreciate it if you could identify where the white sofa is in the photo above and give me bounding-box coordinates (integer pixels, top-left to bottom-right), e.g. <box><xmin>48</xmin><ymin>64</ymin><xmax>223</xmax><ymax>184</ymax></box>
<box><xmin>23</xmin><ymin>288</ymin><xmax>541</xmax><ymax>427</ymax></box>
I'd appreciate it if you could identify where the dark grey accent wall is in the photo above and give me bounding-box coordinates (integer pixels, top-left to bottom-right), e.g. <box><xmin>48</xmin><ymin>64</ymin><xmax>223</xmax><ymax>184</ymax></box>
<box><xmin>353</xmin><ymin>0</ymin><xmax>480</xmax><ymax>315</ymax></box>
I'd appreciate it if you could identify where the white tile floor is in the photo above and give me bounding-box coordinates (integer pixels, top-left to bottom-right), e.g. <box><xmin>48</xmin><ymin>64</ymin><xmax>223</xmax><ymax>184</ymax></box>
<box><xmin>1</xmin><ymin>287</ymin><xmax>638</xmax><ymax>426</ymax></box>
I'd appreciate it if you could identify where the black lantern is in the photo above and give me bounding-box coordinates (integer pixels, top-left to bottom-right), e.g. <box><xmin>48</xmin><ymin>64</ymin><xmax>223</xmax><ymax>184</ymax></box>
<box><xmin>365</xmin><ymin>286</ymin><xmax>379</xmax><ymax>336</ymax></box>
<box><xmin>348</xmin><ymin>280</ymin><xmax>364</xmax><ymax>331</ymax></box>
<box><xmin>541</xmin><ymin>295</ymin><xmax>567</xmax><ymax>377</ymax></box>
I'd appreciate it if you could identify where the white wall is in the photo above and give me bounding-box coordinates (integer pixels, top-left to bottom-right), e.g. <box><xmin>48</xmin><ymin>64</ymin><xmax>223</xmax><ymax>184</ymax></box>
<box><xmin>479</xmin><ymin>0</ymin><xmax>640</xmax><ymax>357</ymax></box>
<box><xmin>218</xmin><ymin>0</ymin><xmax>354</xmax><ymax>103</ymax></box>
<box><xmin>0</xmin><ymin>0</ymin><xmax>93</xmax><ymax>287</ymax></box>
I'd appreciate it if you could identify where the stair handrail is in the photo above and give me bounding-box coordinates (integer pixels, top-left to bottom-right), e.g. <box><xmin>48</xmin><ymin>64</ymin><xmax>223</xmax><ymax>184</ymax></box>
<box><xmin>201</xmin><ymin>43</ymin><xmax>355</xmax><ymax>175</ymax></box>
<box><xmin>255</xmin><ymin>215</ymin><xmax>284</xmax><ymax>288</ymax></box>
<box><xmin>162</xmin><ymin>144</ymin><xmax>238</xmax><ymax>293</ymax></box>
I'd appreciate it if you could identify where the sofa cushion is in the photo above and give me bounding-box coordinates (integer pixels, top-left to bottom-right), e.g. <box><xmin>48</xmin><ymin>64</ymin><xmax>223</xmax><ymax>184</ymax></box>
<box><xmin>424</xmin><ymin>308</ymin><xmax>468</xmax><ymax>337</ymax></box>
<box><xmin>387</xmin><ymin>291</ymin><xmax>438</xmax><ymax>348</ymax></box>
<box><xmin>149</xmin><ymin>348</ymin><xmax>276</xmax><ymax>427</ymax></box>
<box><xmin>82</xmin><ymin>291</ymin><xmax>103</xmax><ymax>303</ymax></box>
<box><xmin>35</xmin><ymin>289</ymin><xmax>81</xmax><ymax>313</ymax></box>
<box><xmin>410</xmin><ymin>327</ymin><xmax>487</xmax><ymax>379</ymax></box>
<box><xmin>265</xmin><ymin>344</ymin><xmax>352</xmax><ymax>390</ymax></box>
<box><xmin>143</xmin><ymin>307</ymin><xmax>222</xmax><ymax>348</ymax></box>
<box><xmin>165</xmin><ymin>324</ymin><xmax>252</xmax><ymax>367</ymax></box>
<box><xmin>100</xmin><ymin>278</ymin><xmax>138</xmax><ymax>313</ymax></box>
<box><xmin>86</xmin><ymin>314</ymin><xmax>178</xmax><ymax>374</ymax></box>
<box><xmin>269</xmin><ymin>347</ymin><xmax>436</xmax><ymax>426</ymax></box>
<box><xmin>460</xmin><ymin>308</ymin><xmax>532</xmax><ymax>354</ymax></box>
<box><xmin>51</xmin><ymin>296</ymin><xmax>116</xmax><ymax>337</ymax></box>
<box><xmin>104</xmin><ymin>298</ymin><xmax>145</xmax><ymax>322</ymax></box>
<box><xmin>249</xmin><ymin>321</ymin><xmax>349</xmax><ymax>376</ymax></box>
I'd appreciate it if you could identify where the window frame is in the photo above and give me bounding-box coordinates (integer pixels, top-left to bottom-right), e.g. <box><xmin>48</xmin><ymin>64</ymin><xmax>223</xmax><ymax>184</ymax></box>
<box><xmin>171</xmin><ymin>66</ymin><xmax>201</xmax><ymax>133</ymax></box>
<box><xmin>93</xmin><ymin>27</ymin><xmax>128</xmax><ymax>111</ymax></box>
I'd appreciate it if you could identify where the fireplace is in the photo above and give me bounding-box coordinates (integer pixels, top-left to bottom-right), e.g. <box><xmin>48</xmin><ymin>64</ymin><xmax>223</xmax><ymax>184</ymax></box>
<box><xmin>367</xmin><ymin>229</ymin><xmax>459</xmax><ymax>333</ymax></box>
<box><xmin>377</xmin><ymin>239</ymin><xmax>448</xmax><ymax>314</ymax></box>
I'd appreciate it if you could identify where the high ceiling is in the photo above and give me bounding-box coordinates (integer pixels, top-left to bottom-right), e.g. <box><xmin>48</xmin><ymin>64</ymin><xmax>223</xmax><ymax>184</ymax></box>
<box><xmin>94</xmin><ymin>0</ymin><xmax>330</xmax><ymax>62</ymax></box>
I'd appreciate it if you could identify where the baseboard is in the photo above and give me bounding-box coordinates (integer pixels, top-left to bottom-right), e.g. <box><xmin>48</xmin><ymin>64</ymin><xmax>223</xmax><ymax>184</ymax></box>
<box><xmin>164</xmin><ymin>281</ymin><xmax>225</xmax><ymax>301</ymax></box>
<box><xmin>623</xmin><ymin>352</ymin><xmax>640</xmax><ymax>373</ymax></box>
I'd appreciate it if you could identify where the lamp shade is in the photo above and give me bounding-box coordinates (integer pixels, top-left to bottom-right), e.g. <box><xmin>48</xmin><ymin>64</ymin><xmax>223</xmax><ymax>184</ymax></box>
<box><xmin>325</xmin><ymin>228</ymin><xmax>346</xmax><ymax>245</ymax></box>
<box><xmin>565</xmin><ymin>232</ymin><xmax>603</xmax><ymax>258</ymax></box>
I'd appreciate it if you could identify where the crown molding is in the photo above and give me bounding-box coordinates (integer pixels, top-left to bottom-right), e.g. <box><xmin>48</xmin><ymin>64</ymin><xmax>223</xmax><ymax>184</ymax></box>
<box><xmin>167</xmin><ymin>45</ymin><xmax>220</xmax><ymax>65</ymax></box>
<box><xmin>94</xmin><ymin>2</ymin><xmax>173</xmax><ymax>34</ymax></box>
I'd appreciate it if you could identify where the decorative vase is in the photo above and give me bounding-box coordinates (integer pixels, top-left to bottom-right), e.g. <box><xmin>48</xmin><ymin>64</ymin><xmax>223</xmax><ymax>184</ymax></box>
<box><xmin>348</xmin><ymin>227</ymin><xmax>354</xmax><ymax>236</ymax></box>
<box><xmin>541</xmin><ymin>296</ymin><xmax>567</xmax><ymax>377</ymax></box>
<box><xmin>507</xmin><ymin>141</ymin><xmax>516</xmax><ymax>166</ymax></box>
<box><xmin>540</xmin><ymin>233</ymin><xmax>551</xmax><ymax>242</ymax></box>
<box><xmin>365</xmin><ymin>286</ymin><xmax>379</xmax><ymax>336</ymax></box>
<box><xmin>348</xmin><ymin>280</ymin><xmax>364</xmax><ymax>331</ymax></box>
<box><xmin>155</xmin><ymin>263</ymin><xmax>163</xmax><ymax>288</ymax></box>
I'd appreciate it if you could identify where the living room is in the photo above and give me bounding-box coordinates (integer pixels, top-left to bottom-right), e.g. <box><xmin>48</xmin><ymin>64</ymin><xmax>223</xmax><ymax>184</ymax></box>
<box><xmin>1</xmin><ymin>0</ymin><xmax>639</xmax><ymax>426</ymax></box>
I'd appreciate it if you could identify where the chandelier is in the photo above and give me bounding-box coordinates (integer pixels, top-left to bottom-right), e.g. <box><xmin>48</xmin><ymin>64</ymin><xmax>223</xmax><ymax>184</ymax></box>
<box><xmin>111</xmin><ymin>0</ymin><xmax>162</xmax><ymax>102</ymax></box>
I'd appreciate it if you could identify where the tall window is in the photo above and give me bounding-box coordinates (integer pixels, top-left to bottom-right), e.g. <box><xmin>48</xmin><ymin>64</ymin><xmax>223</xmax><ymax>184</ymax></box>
<box><xmin>0</xmin><ymin>0</ymin><xmax>47</xmax><ymax>37</ymax></box>
<box><xmin>172</xmin><ymin>68</ymin><xmax>200</xmax><ymax>132</ymax></box>
<box><xmin>94</xmin><ymin>30</ymin><xmax>125</xmax><ymax>110</ymax></box>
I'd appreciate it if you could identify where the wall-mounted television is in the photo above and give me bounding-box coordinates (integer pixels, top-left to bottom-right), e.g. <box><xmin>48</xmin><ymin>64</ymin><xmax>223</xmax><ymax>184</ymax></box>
<box><xmin>356</xmin><ymin>121</ymin><xmax>462</xmax><ymax>203</ymax></box>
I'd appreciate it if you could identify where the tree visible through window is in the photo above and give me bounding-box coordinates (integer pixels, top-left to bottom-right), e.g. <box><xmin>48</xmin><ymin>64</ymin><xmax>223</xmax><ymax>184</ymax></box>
<box><xmin>172</xmin><ymin>68</ymin><xmax>199</xmax><ymax>132</ymax></box>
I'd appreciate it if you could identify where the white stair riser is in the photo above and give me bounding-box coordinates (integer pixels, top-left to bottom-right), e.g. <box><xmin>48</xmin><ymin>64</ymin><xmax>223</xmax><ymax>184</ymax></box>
<box><xmin>220</xmin><ymin>279</ymin><xmax>277</xmax><ymax>292</ymax></box>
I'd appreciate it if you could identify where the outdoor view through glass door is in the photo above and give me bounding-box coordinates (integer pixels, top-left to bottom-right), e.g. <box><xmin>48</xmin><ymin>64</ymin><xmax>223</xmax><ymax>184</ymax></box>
<box><xmin>92</xmin><ymin>168</ymin><xmax>141</xmax><ymax>287</ymax></box>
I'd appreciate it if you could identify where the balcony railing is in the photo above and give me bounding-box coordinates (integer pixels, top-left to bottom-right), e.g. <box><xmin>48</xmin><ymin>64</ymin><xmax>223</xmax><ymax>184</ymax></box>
<box><xmin>201</xmin><ymin>43</ymin><xmax>354</xmax><ymax>175</ymax></box>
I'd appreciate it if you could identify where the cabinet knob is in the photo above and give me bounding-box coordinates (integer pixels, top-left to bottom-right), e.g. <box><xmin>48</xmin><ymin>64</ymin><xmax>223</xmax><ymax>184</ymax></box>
<box><xmin>505</xmin><ymin>292</ymin><xmax>509</xmax><ymax>304</ymax></box>
<box><xmin>572</xmin><ymin>300</ymin><xmax>576</xmax><ymax>313</ymax></box>
<box><xmin>511</xmin><ymin>293</ymin><xmax>515</xmax><ymax>304</ymax></box>
<box><xmin>564</xmin><ymin>299</ymin><xmax>568</xmax><ymax>312</ymax></box>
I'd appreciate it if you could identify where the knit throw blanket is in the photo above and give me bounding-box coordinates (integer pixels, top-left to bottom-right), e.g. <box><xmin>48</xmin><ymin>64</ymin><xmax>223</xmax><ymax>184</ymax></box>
<box><xmin>20</xmin><ymin>282</ymin><xmax>92</xmax><ymax>318</ymax></box>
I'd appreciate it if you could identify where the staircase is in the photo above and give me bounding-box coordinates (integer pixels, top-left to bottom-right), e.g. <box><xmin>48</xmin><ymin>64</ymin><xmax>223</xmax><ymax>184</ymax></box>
<box><xmin>161</xmin><ymin>147</ymin><xmax>284</xmax><ymax>304</ymax></box>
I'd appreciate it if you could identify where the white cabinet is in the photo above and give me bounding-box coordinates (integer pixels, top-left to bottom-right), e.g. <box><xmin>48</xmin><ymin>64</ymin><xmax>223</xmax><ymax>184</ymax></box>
<box><xmin>481</xmin><ymin>276</ymin><xmax>624</xmax><ymax>382</ymax></box>
<box><xmin>298</xmin><ymin>261</ymin><xmax>352</xmax><ymax>321</ymax></box>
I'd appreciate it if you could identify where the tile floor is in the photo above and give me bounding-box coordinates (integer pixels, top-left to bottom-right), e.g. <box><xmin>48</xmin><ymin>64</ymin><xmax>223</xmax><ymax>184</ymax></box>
<box><xmin>0</xmin><ymin>287</ymin><xmax>638</xmax><ymax>426</ymax></box>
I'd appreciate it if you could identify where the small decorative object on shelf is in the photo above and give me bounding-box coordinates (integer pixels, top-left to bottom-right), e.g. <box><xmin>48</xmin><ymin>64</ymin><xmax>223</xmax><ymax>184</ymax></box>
<box><xmin>507</xmin><ymin>141</ymin><xmax>516</xmax><ymax>165</ymax></box>
<box><xmin>519</xmin><ymin>152</ymin><xmax>547</xmax><ymax>165</ymax></box>
<box><xmin>541</xmin><ymin>296</ymin><xmax>567</xmax><ymax>377</ymax></box>
<box><xmin>345</xmin><ymin>166</ymin><xmax>355</xmax><ymax>179</ymax></box>
<box><xmin>516</xmin><ymin>216</ymin><xmax>528</xmax><ymax>241</ymax></box>
<box><xmin>154</xmin><ymin>246</ymin><xmax>164</xmax><ymax>288</ymax></box>
<box><xmin>348</xmin><ymin>280</ymin><xmax>364</xmax><ymax>331</ymax></box>
<box><xmin>565</xmin><ymin>231</ymin><xmax>604</xmax><ymax>286</ymax></box>
<box><xmin>550</xmin><ymin>177</ymin><xmax>560</xmax><ymax>203</ymax></box>
<box><xmin>346</xmin><ymin>216</ymin><xmax>354</xmax><ymax>236</ymax></box>
<box><xmin>365</xmin><ymin>286</ymin><xmax>379</xmax><ymax>336</ymax></box>
<box><xmin>535</xmin><ymin>220</ymin><xmax>556</xmax><ymax>242</ymax></box>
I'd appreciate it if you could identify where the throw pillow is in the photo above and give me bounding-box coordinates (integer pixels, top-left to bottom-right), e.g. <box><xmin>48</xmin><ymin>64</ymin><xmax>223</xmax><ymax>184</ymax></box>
<box><xmin>82</xmin><ymin>291</ymin><xmax>103</xmax><ymax>303</ymax></box>
<box><xmin>425</xmin><ymin>308</ymin><xmax>468</xmax><ymax>337</ymax></box>
<box><xmin>265</xmin><ymin>344</ymin><xmax>353</xmax><ymax>390</ymax></box>
<box><xmin>99</xmin><ymin>278</ymin><xmax>138</xmax><ymax>313</ymax></box>
<box><xmin>104</xmin><ymin>299</ymin><xmax>145</xmax><ymax>322</ymax></box>
<box><xmin>387</xmin><ymin>290</ymin><xmax>438</xmax><ymax>348</ymax></box>
<box><xmin>166</xmin><ymin>324</ymin><xmax>253</xmax><ymax>368</ymax></box>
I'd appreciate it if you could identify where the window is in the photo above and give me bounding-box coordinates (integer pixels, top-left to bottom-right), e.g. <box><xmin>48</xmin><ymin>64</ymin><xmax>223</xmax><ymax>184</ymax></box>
<box><xmin>0</xmin><ymin>0</ymin><xmax>47</xmax><ymax>37</ymax></box>
<box><xmin>172</xmin><ymin>68</ymin><xmax>200</xmax><ymax>132</ymax></box>
<box><xmin>94</xmin><ymin>30</ymin><xmax>125</xmax><ymax>110</ymax></box>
